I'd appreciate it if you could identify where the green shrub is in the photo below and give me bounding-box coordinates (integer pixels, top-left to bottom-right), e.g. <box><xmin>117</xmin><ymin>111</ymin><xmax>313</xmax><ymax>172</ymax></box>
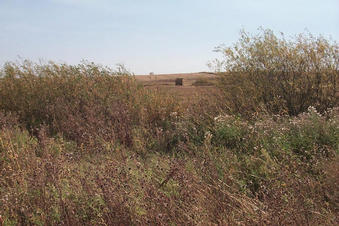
<box><xmin>284</xmin><ymin>106</ymin><xmax>339</xmax><ymax>160</ymax></box>
<box><xmin>210</xmin><ymin>28</ymin><xmax>339</xmax><ymax>116</ymax></box>
<box><xmin>213</xmin><ymin>114</ymin><xmax>248</xmax><ymax>149</ymax></box>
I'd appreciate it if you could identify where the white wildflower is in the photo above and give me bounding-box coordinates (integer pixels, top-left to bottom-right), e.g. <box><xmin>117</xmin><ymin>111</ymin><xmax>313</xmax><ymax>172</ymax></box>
<box><xmin>204</xmin><ymin>131</ymin><xmax>213</xmax><ymax>140</ymax></box>
<box><xmin>170</xmin><ymin>111</ymin><xmax>178</xmax><ymax>117</ymax></box>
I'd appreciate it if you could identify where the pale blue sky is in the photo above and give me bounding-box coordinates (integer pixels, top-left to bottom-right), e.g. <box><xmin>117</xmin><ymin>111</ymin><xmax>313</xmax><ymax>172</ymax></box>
<box><xmin>1</xmin><ymin>0</ymin><xmax>338</xmax><ymax>74</ymax></box>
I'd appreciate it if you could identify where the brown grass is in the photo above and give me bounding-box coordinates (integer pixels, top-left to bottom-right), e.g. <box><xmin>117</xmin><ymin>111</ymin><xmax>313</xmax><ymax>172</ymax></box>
<box><xmin>136</xmin><ymin>72</ymin><xmax>218</xmax><ymax>103</ymax></box>
<box><xmin>0</xmin><ymin>59</ymin><xmax>338</xmax><ymax>225</ymax></box>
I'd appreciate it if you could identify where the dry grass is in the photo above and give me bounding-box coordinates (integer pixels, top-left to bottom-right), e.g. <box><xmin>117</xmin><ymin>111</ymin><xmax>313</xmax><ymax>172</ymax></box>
<box><xmin>135</xmin><ymin>72</ymin><xmax>216</xmax><ymax>85</ymax></box>
<box><xmin>0</xmin><ymin>56</ymin><xmax>338</xmax><ymax>225</ymax></box>
<box><xmin>136</xmin><ymin>72</ymin><xmax>218</xmax><ymax>103</ymax></box>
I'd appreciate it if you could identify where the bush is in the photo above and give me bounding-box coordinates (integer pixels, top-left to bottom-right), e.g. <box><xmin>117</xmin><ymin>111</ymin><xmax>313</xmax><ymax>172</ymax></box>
<box><xmin>0</xmin><ymin>61</ymin><xmax>180</xmax><ymax>150</ymax></box>
<box><xmin>210</xmin><ymin>28</ymin><xmax>339</xmax><ymax>116</ymax></box>
<box><xmin>0</xmin><ymin>111</ymin><xmax>19</xmax><ymax>129</ymax></box>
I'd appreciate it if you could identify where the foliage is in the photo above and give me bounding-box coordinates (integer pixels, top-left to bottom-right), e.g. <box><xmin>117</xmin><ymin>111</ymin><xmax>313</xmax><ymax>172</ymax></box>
<box><xmin>0</xmin><ymin>57</ymin><xmax>338</xmax><ymax>224</ymax></box>
<box><xmin>0</xmin><ymin>105</ymin><xmax>338</xmax><ymax>225</ymax></box>
<box><xmin>210</xmin><ymin>28</ymin><xmax>339</xmax><ymax>116</ymax></box>
<box><xmin>0</xmin><ymin>61</ymin><xmax>180</xmax><ymax>151</ymax></box>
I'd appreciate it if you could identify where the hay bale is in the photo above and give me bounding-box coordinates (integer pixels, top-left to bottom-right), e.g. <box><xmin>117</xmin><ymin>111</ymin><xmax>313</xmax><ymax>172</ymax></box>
<box><xmin>175</xmin><ymin>78</ymin><xmax>183</xmax><ymax>86</ymax></box>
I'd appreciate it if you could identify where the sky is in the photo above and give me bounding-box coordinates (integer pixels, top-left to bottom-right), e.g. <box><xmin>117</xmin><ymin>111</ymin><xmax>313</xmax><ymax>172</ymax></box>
<box><xmin>1</xmin><ymin>0</ymin><xmax>338</xmax><ymax>74</ymax></box>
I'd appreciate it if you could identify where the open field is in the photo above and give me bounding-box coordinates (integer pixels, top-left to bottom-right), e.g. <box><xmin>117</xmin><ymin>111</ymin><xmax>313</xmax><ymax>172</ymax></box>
<box><xmin>137</xmin><ymin>71</ymin><xmax>339</xmax><ymax>104</ymax></box>
<box><xmin>135</xmin><ymin>72</ymin><xmax>216</xmax><ymax>86</ymax></box>
<box><xmin>135</xmin><ymin>72</ymin><xmax>218</xmax><ymax>101</ymax></box>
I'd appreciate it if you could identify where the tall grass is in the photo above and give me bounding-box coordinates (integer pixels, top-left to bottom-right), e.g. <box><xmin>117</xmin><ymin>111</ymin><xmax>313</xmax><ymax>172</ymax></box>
<box><xmin>1</xmin><ymin>102</ymin><xmax>337</xmax><ymax>224</ymax></box>
<box><xmin>0</xmin><ymin>28</ymin><xmax>338</xmax><ymax>225</ymax></box>
<box><xmin>0</xmin><ymin>61</ymin><xmax>180</xmax><ymax>151</ymax></box>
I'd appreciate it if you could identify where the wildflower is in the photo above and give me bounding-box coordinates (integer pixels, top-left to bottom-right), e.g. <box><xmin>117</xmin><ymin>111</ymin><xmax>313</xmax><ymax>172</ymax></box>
<box><xmin>307</xmin><ymin>106</ymin><xmax>322</xmax><ymax>117</ymax></box>
<box><xmin>204</xmin><ymin>131</ymin><xmax>213</xmax><ymax>140</ymax></box>
<box><xmin>214</xmin><ymin>115</ymin><xmax>222</xmax><ymax>122</ymax></box>
<box><xmin>214</xmin><ymin>114</ymin><xmax>232</xmax><ymax>123</ymax></box>
<box><xmin>307</xmin><ymin>106</ymin><xmax>317</xmax><ymax>113</ymax></box>
<box><xmin>170</xmin><ymin>111</ymin><xmax>178</xmax><ymax>117</ymax></box>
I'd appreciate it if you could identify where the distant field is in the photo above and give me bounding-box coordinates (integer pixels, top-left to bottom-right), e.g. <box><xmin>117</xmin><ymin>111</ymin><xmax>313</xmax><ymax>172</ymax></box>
<box><xmin>135</xmin><ymin>72</ymin><xmax>218</xmax><ymax>101</ymax></box>
<box><xmin>135</xmin><ymin>72</ymin><xmax>216</xmax><ymax>86</ymax></box>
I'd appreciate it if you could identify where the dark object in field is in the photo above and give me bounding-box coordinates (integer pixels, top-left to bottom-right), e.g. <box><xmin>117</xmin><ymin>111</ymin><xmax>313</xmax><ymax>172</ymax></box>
<box><xmin>175</xmin><ymin>78</ymin><xmax>183</xmax><ymax>86</ymax></box>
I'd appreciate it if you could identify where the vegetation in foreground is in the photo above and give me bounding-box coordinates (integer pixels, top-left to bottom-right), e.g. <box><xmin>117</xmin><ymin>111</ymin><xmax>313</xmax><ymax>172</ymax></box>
<box><xmin>0</xmin><ymin>29</ymin><xmax>338</xmax><ymax>225</ymax></box>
